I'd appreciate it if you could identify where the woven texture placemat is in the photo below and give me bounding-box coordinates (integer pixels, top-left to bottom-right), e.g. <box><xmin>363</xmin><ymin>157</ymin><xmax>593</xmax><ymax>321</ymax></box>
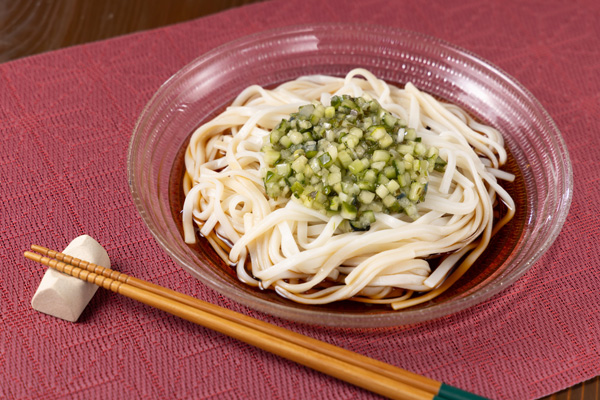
<box><xmin>2</xmin><ymin>0</ymin><xmax>599</xmax><ymax>398</ymax></box>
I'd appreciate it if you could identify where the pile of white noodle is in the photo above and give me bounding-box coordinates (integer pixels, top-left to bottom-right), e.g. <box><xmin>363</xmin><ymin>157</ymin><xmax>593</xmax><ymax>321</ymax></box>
<box><xmin>182</xmin><ymin>69</ymin><xmax>515</xmax><ymax>310</ymax></box>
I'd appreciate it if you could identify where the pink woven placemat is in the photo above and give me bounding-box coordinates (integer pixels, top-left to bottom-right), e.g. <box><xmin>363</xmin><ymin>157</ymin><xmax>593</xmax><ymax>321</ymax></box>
<box><xmin>2</xmin><ymin>0</ymin><xmax>599</xmax><ymax>399</ymax></box>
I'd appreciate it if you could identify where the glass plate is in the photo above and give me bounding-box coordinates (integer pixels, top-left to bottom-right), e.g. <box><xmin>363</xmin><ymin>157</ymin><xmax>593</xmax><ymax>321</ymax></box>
<box><xmin>128</xmin><ymin>23</ymin><xmax>572</xmax><ymax>327</ymax></box>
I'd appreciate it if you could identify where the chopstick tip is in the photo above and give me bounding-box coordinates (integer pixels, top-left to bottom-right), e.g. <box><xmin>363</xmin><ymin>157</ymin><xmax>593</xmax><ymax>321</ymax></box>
<box><xmin>24</xmin><ymin>250</ymin><xmax>41</xmax><ymax>261</ymax></box>
<box><xmin>30</xmin><ymin>244</ymin><xmax>48</xmax><ymax>253</ymax></box>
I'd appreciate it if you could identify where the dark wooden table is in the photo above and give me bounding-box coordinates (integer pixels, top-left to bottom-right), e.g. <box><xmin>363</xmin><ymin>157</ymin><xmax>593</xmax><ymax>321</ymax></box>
<box><xmin>1</xmin><ymin>1</ymin><xmax>596</xmax><ymax>399</ymax></box>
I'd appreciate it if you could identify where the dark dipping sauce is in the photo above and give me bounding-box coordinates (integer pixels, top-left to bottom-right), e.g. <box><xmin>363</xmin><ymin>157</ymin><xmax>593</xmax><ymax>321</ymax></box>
<box><xmin>167</xmin><ymin>110</ymin><xmax>528</xmax><ymax>316</ymax></box>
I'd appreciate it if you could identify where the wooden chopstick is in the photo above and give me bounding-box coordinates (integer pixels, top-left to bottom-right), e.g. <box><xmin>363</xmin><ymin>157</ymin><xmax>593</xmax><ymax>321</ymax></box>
<box><xmin>30</xmin><ymin>245</ymin><xmax>439</xmax><ymax>392</ymax></box>
<box><xmin>24</xmin><ymin>245</ymin><xmax>487</xmax><ymax>400</ymax></box>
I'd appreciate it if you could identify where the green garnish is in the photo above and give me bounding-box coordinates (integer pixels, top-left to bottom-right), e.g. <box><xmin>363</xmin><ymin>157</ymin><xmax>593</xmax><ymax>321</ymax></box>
<box><xmin>261</xmin><ymin>95</ymin><xmax>444</xmax><ymax>231</ymax></box>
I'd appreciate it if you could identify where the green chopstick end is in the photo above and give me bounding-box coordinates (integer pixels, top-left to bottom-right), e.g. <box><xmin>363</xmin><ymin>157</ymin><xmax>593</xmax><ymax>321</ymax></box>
<box><xmin>438</xmin><ymin>383</ymin><xmax>491</xmax><ymax>400</ymax></box>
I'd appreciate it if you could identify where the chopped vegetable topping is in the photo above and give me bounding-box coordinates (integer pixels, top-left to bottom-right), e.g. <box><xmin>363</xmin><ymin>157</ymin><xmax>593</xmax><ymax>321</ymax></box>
<box><xmin>261</xmin><ymin>95</ymin><xmax>445</xmax><ymax>230</ymax></box>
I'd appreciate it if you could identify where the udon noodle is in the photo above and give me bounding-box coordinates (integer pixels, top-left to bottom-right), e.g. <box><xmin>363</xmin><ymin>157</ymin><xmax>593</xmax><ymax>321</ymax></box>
<box><xmin>182</xmin><ymin>68</ymin><xmax>515</xmax><ymax>310</ymax></box>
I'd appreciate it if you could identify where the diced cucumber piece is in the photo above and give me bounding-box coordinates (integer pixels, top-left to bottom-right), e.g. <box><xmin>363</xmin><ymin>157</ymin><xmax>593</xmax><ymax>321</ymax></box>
<box><xmin>315</xmin><ymin>190</ymin><xmax>328</xmax><ymax>205</ymax></box>
<box><xmin>372</xmin><ymin>150</ymin><xmax>391</xmax><ymax>162</ymax></box>
<box><xmin>386</xmin><ymin>179</ymin><xmax>400</xmax><ymax>194</ymax></box>
<box><xmin>298</xmin><ymin>120</ymin><xmax>312</xmax><ymax>131</ymax></box>
<box><xmin>398</xmin><ymin>172</ymin><xmax>410</xmax><ymax>187</ymax></box>
<box><xmin>327</xmin><ymin>171</ymin><xmax>342</xmax><ymax>185</ymax></box>
<box><xmin>270</xmin><ymin>129</ymin><xmax>284</xmax><ymax>144</ymax></box>
<box><xmin>275</xmin><ymin>163</ymin><xmax>291</xmax><ymax>177</ymax></box>
<box><xmin>376</xmin><ymin>185</ymin><xmax>389</xmax><ymax>199</ymax></box>
<box><xmin>404</xmin><ymin>204</ymin><xmax>419</xmax><ymax>219</ymax></box>
<box><xmin>264</xmin><ymin>170</ymin><xmax>276</xmax><ymax>183</ymax></box>
<box><xmin>291</xmin><ymin>181</ymin><xmax>304</xmax><ymax>197</ymax></box>
<box><xmin>338</xmin><ymin>150</ymin><xmax>353</xmax><ymax>167</ymax></box>
<box><xmin>414</xmin><ymin>142</ymin><xmax>427</xmax><ymax>156</ymax></box>
<box><xmin>364</xmin><ymin>169</ymin><xmax>377</xmax><ymax>183</ymax></box>
<box><xmin>291</xmin><ymin>155</ymin><xmax>307</xmax><ymax>173</ymax></box>
<box><xmin>427</xmin><ymin>146</ymin><xmax>439</xmax><ymax>158</ymax></box>
<box><xmin>394</xmin><ymin>158</ymin><xmax>405</xmax><ymax>174</ymax></box>
<box><xmin>383</xmin><ymin>165</ymin><xmax>397</xmax><ymax>179</ymax></box>
<box><xmin>379</xmin><ymin>134</ymin><xmax>394</xmax><ymax>148</ymax></box>
<box><xmin>369</xmin><ymin>126</ymin><xmax>387</xmax><ymax>141</ymax></box>
<box><xmin>371</xmin><ymin>161</ymin><xmax>386</xmax><ymax>171</ymax></box>
<box><xmin>409</xmin><ymin>182</ymin><xmax>425</xmax><ymax>202</ymax></box>
<box><xmin>342</xmin><ymin>134</ymin><xmax>359</xmax><ymax>149</ymax></box>
<box><xmin>383</xmin><ymin>113</ymin><xmax>397</xmax><ymax>127</ymax></box>
<box><xmin>382</xmin><ymin>194</ymin><xmax>397</xmax><ymax>208</ymax></box>
<box><xmin>349</xmin><ymin>127</ymin><xmax>363</xmax><ymax>138</ymax></box>
<box><xmin>340</xmin><ymin>202</ymin><xmax>357</xmax><ymax>220</ymax></box>
<box><xmin>348</xmin><ymin>159</ymin><xmax>366</xmax><ymax>175</ymax></box>
<box><xmin>329</xmin><ymin>196</ymin><xmax>340</xmax><ymax>211</ymax></box>
<box><xmin>319</xmin><ymin>152</ymin><xmax>334</xmax><ymax>167</ymax></box>
<box><xmin>279</xmin><ymin>135</ymin><xmax>292</xmax><ymax>148</ymax></box>
<box><xmin>378</xmin><ymin>174</ymin><xmax>390</xmax><ymax>186</ymax></box>
<box><xmin>298</xmin><ymin>104</ymin><xmax>315</xmax><ymax>118</ymax></box>
<box><xmin>358</xmin><ymin>180</ymin><xmax>375</xmax><ymax>191</ymax></box>
<box><xmin>309</xmin><ymin>156</ymin><xmax>321</xmax><ymax>172</ymax></box>
<box><xmin>358</xmin><ymin>190</ymin><xmax>376</xmax><ymax>204</ymax></box>
<box><xmin>350</xmin><ymin>210</ymin><xmax>376</xmax><ymax>231</ymax></box>
<box><xmin>325</xmin><ymin>106</ymin><xmax>336</xmax><ymax>118</ymax></box>
<box><xmin>405</xmin><ymin>128</ymin><xmax>417</xmax><ymax>141</ymax></box>
<box><xmin>413</xmin><ymin>159</ymin><xmax>420</xmax><ymax>172</ymax></box>
<box><xmin>289</xmin><ymin>130</ymin><xmax>303</xmax><ymax>145</ymax></box>
<box><xmin>434</xmin><ymin>156</ymin><xmax>447</xmax><ymax>172</ymax></box>
<box><xmin>397</xmin><ymin>144</ymin><xmax>414</xmax><ymax>155</ymax></box>
<box><xmin>264</xmin><ymin>148</ymin><xmax>281</xmax><ymax>165</ymax></box>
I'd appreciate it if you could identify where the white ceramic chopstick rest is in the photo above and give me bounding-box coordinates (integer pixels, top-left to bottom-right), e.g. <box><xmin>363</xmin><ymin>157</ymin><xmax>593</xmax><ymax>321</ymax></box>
<box><xmin>31</xmin><ymin>235</ymin><xmax>110</xmax><ymax>322</ymax></box>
